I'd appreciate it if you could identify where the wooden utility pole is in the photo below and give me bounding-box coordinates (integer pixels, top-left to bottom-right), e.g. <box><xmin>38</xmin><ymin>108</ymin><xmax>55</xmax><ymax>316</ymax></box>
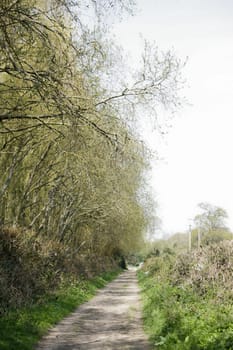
<box><xmin>197</xmin><ymin>227</ymin><xmax>201</xmax><ymax>250</ymax></box>
<box><xmin>188</xmin><ymin>224</ymin><xmax>192</xmax><ymax>252</ymax></box>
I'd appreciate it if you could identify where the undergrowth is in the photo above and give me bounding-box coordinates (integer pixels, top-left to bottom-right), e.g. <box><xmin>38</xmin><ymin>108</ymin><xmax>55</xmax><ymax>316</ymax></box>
<box><xmin>0</xmin><ymin>270</ymin><xmax>120</xmax><ymax>350</ymax></box>
<box><xmin>139</xmin><ymin>241</ymin><xmax>233</xmax><ymax>349</ymax></box>
<box><xmin>0</xmin><ymin>226</ymin><xmax>118</xmax><ymax>313</ymax></box>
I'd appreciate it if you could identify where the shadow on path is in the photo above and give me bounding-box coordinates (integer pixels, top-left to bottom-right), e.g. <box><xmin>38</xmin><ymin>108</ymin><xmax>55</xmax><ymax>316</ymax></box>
<box><xmin>36</xmin><ymin>270</ymin><xmax>152</xmax><ymax>350</ymax></box>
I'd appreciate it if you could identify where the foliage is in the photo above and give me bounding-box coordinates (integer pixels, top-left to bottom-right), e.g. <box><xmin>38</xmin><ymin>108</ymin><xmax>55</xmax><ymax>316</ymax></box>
<box><xmin>0</xmin><ymin>269</ymin><xmax>120</xmax><ymax>350</ymax></box>
<box><xmin>150</xmin><ymin>225</ymin><xmax>232</xmax><ymax>257</ymax></box>
<box><xmin>0</xmin><ymin>0</ymin><xmax>184</xmax><ymax>263</ymax></box>
<box><xmin>148</xmin><ymin>233</ymin><xmax>189</xmax><ymax>256</ymax></box>
<box><xmin>139</xmin><ymin>241</ymin><xmax>233</xmax><ymax>349</ymax></box>
<box><xmin>192</xmin><ymin>227</ymin><xmax>232</xmax><ymax>247</ymax></box>
<box><xmin>172</xmin><ymin>241</ymin><xmax>233</xmax><ymax>294</ymax></box>
<box><xmin>0</xmin><ymin>0</ymin><xmax>184</xmax><ymax>321</ymax></box>
<box><xmin>194</xmin><ymin>202</ymin><xmax>229</xmax><ymax>232</ymax></box>
<box><xmin>0</xmin><ymin>226</ymin><xmax>118</xmax><ymax>313</ymax></box>
<box><xmin>0</xmin><ymin>0</ymin><xmax>149</xmax><ymax>271</ymax></box>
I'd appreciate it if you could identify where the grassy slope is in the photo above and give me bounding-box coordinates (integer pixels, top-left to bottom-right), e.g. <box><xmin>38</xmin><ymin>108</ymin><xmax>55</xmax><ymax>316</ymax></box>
<box><xmin>138</xmin><ymin>250</ymin><xmax>233</xmax><ymax>350</ymax></box>
<box><xmin>0</xmin><ymin>270</ymin><xmax>120</xmax><ymax>350</ymax></box>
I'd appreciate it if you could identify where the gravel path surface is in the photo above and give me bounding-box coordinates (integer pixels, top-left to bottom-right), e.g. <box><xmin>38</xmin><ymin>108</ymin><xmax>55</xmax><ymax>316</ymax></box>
<box><xmin>36</xmin><ymin>270</ymin><xmax>151</xmax><ymax>350</ymax></box>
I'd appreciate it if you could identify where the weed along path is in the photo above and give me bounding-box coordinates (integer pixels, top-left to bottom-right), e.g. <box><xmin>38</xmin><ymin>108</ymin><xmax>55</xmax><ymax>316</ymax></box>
<box><xmin>36</xmin><ymin>270</ymin><xmax>151</xmax><ymax>350</ymax></box>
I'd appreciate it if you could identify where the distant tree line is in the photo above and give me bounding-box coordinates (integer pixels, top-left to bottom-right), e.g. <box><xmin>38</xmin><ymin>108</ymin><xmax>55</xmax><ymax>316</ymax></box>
<box><xmin>149</xmin><ymin>202</ymin><xmax>231</xmax><ymax>256</ymax></box>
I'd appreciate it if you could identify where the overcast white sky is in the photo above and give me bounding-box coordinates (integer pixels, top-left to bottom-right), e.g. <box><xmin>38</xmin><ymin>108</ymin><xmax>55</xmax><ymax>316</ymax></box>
<box><xmin>113</xmin><ymin>0</ymin><xmax>233</xmax><ymax>235</ymax></box>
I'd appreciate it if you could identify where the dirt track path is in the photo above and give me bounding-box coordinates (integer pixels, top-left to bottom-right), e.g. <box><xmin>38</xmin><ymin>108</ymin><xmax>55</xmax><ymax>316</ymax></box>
<box><xmin>36</xmin><ymin>270</ymin><xmax>151</xmax><ymax>350</ymax></box>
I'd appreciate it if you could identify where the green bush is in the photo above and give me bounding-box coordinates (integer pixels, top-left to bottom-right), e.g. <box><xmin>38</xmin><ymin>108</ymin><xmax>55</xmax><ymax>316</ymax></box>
<box><xmin>139</xmin><ymin>243</ymin><xmax>233</xmax><ymax>349</ymax></box>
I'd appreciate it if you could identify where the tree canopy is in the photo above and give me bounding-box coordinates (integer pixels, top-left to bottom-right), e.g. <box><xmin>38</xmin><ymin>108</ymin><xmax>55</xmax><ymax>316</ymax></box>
<box><xmin>0</xmin><ymin>0</ymin><xmax>183</xmax><ymax>262</ymax></box>
<box><xmin>194</xmin><ymin>202</ymin><xmax>228</xmax><ymax>232</ymax></box>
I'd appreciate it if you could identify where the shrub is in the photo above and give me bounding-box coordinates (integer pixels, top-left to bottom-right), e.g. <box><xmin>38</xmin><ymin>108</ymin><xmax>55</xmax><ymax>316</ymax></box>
<box><xmin>0</xmin><ymin>226</ymin><xmax>117</xmax><ymax>314</ymax></box>
<box><xmin>139</xmin><ymin>241</ymin><xmax>233</xmax><ymax>349</ymax></box>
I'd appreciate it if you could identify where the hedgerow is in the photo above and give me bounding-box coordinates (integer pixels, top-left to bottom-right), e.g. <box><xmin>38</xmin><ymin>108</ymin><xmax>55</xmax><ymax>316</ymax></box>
<box><xmin>139</xmin><ymin>241</ymin><xmax>233</xmax><ymax>349</ymax></box>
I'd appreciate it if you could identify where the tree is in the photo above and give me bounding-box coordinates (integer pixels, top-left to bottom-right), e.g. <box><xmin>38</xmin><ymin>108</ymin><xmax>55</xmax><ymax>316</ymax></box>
<box><xmin>194</xmin><ymin>202</ymin><xmax>228</xmax><ymax>232</ymax></box>
<box><xmin>0</xmin><ymin>0</ymin><xmax>184</xmax><ymax>262</ymax></box>
<box><xmin>194</xmin><ymin>202</ymin><xmax>230</xmax><ymax>246</ymax></box>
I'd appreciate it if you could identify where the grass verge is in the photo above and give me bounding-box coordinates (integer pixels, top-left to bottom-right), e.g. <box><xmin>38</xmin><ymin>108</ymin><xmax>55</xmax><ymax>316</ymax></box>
<box><xmin>0</xmin><ymin>270</ymin><xmax>121</xmax><ymax>350</ymax></box>
<box><xmin>138</xmin><ymin>269</ymin><xmax>233</xmax><ymax>350</ymax></box>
